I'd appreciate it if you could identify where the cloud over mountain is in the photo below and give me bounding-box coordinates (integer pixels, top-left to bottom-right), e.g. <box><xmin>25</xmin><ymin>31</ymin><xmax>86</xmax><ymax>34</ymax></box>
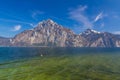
<box><xmin>12</xmin><ymin>25</ymin><xmax>21</xmax><ymax>31</ymax></box>
<box><xmin>69</xmin><ymin>5</ymin><xmax>93</xmax><ymax>29</ymax></box>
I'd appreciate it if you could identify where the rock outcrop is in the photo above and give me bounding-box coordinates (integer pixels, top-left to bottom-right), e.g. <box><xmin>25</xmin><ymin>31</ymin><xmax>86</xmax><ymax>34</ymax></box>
<box><xmin>11</xmin><ymin>19</ymin><xmax>87</xmax><ymax>47</ymax></box>
<box><xmin>81</xmin><ymin>29</ymin><xmax>120</xmax><ymax>47</ymax></box>
<box><xmin>1</xmin><ymin>19</ymin><xmax>120</xmax><ymax>47</ymax></box>
<box><xmin>0</xmin><ymin>37</ymin><xmax>10</xmax><ymax>46</ymax></box>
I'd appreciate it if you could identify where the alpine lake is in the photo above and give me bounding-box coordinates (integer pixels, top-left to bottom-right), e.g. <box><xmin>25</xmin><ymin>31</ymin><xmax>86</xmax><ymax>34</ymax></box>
<box><xmin>0</xmin><ymin>47</ymin><xmax>120</xmax><ymax>80</ymax></box>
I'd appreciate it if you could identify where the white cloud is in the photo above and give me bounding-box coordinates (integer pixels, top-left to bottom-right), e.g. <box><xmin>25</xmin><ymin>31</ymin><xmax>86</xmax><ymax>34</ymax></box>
<box><xmin>69</xmin><ymin>5</ymin><xmax>93</xmax><ymax>29</ymax></box>
<box><xmin>30</xmin><ymin>23</ymin><xmax>35</xmax><ymax>27</ymax></box>
<box><xmin>94</xmin><ymin>12</ymin><xmax>103</xmax><ymax>22</ymax></box>
<box><xmin>30</xmin><ymin>23</ymin><xmax>38</xmax><ymax>28</ymax></box>
<box><xmin>12</xmin><ymin>25</ymin><xmax>21</xmax><ymax>31</ymax></box>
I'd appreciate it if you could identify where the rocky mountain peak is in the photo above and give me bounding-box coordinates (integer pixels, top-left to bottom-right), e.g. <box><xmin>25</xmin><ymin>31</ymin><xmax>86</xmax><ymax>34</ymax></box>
<box><xmin>46</xmin><ymin>19</ymin><xmax>55</xmax><ymax>23</ymax></box>
<box><xmin>35</xmin><ymin>19</ymin><xmax>58</xmax><ymax>30</ymax></box>
<box><xmin>38</xmin><ymin>19</ymin><xmax>56</xmax><ymax>25</ymax></box>
<box><xmin>11</xmin><ymin>19</ymin><xmax>86</xmax><ymax>47</ymax></box>
<box><xmin>81</xmin><ymin>29</ymin><xmax>101</xmax><ymax>35</ymax></box>
<box><xmin>1</xmin><ymin>19</ymin><xmax>120</xmax><ymax>47</ymax></box>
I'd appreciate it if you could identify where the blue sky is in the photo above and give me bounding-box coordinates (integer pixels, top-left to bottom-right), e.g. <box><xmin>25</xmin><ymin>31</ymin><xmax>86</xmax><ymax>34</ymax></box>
<box><xmin>0</xmin><ymin>0</ymin><xmax>120</xmax><ymax>37</ymax></box>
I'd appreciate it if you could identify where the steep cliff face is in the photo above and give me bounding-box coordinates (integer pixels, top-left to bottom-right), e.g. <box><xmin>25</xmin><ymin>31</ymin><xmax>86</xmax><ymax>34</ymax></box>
<box><xmin>1</xmin><ymin>19</ymin><xmax>120</xmax><ymax>47</ymax></box>
<box><xmin>81</xmin><ymin>29</ymin><xmax>120</xmax><ymax>47</ymax></box>
<box><xmin>11</xmin><ymin>19</ymin><xmax>87</xmax><ymax>47</ymax></box>
<box><xmin>0</xmin><ymin>37</ymin><xmax>10</xmax><ymax>46</ymax></box>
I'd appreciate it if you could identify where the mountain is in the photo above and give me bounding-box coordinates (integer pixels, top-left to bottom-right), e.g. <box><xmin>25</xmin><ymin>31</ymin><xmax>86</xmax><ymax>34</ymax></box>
<box><xmin>11</xmin><ymin>19</ymin><xmax>87</xmax><ymax>47</ymax></box>
<box><xmin>0</xmin><ymin>37</ymin><xmax>10</xmax><ymax>46</ymax></box>
<box><xmin>80</xmin><ymin>29</ymin><xmax>120</xmax><ymax>47</ymax></box>
<box><xmin>0</xmin><ymin>19</ymin><xmax>120</xmax><ymax>47</ymax></box>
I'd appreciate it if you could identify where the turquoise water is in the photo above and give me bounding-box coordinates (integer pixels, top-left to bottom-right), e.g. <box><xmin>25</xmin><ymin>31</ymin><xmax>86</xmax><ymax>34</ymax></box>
<box><xmin>0</xmin><ymin>47</ymin><xmax>120</xmax><ymax>63</ymax></box>
<box><xmin>1</xmin><ymin>47</ymin><xmax>120</xmax><ymax>80</ymax></box>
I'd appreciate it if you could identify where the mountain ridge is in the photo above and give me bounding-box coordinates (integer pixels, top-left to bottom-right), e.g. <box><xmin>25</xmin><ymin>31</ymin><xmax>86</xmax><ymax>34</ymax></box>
<box><xmin>1</xmin><ymin>19</ymin><xmax>120</xmax><ymax>47</ymax></box>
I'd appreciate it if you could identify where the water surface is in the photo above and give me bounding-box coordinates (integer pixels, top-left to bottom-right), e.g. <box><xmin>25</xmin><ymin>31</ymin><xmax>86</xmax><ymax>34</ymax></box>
<box><xmin>0</xmin><ymin>47</ymin><xmax>120</xmax><ymax>63</ymax></box>
<box><xmin>1</xmin><ymin>47</ymin><xmax>120</xmax><ymax>80</ymax></box>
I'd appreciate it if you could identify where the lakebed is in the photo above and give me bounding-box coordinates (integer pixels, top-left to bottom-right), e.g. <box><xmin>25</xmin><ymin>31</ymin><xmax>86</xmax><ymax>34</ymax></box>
<box><xmin>0</xmin><ymin>47</ymin><xmax>120</xmax><ymax>80</ymax></box>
